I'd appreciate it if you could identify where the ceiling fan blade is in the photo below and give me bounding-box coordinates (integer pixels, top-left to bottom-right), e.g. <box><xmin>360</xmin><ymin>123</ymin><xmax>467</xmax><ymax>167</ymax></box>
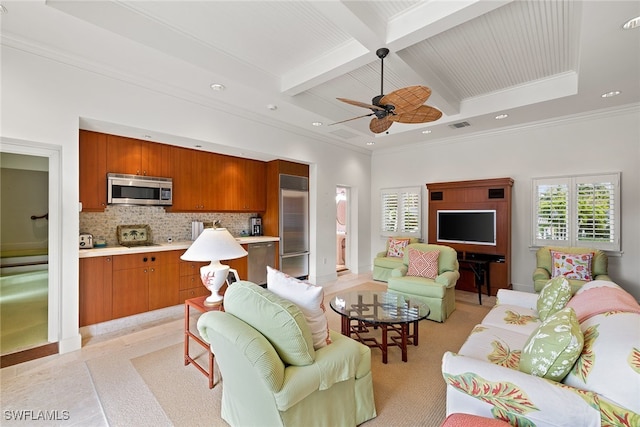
<box><xmin>379</xmin><ymin>86</ymin><xmax>432</xmax><ymax>115</ymax></box>
<box><xmin>369</xmin><ymin>116</ymin><xmax>393</xmax><ymax>133</ymax></box>
<box><xmin>390</xmin><ymin>105</ymin><xmax>443</xmax><ymax>124</ymax></box>
<box><xmin>337</xmin><ymin>98</ymin><xmax>385</xmax><ymax>111</ymax></box>
<box><xmin>329</xmin><ymin>112</ymin><xmax>375</xmax><ymax>126</ymax></box>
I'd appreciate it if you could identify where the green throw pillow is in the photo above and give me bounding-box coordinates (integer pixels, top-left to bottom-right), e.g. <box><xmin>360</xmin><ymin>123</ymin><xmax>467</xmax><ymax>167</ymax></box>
<box><xmin>537</xmin><ymin>276</ymin><xmax>572</xmax><ymax>321</ymax></box>
<box><xmin>519</xmin><ymin>307</ymin><xmax>583</xmax><ymax>381</ymax></box>
<box><xmin>224</xmin><ymin>280</ymin><xmax>315</xmax><ymax>366</ymax></box>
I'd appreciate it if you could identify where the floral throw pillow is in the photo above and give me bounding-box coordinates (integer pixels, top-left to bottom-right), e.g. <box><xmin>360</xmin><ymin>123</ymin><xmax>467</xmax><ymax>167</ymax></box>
<box><xmin>519</xmin><ymin>307</ymin><xmax>583</xmax><ymax>381</ymax></box>
<box><xmin>551</xmin><ymin>251</ymin><xmax>593</xmax><ymax>281</ymax></box>
<box><xmin>537</xmin><ymin>276</ymin><xmax>572</xmax><ymax>322</ymax></box>
<box><xmin>386</xmin><ymin>238</ymin><xmax>410</xmax><ymax>258</ymax></box>
<box><xmin>407</xmin><ymin>248</ymin><xmax>440</xmax><ymax>279</ymax></box>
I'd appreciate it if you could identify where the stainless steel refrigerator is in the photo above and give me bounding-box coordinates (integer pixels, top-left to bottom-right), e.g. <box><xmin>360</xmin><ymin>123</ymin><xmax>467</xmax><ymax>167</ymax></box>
<box><xmin>279</xmin><ymin>174</ymin><xmax>309</xmax><ymax>278</ymax></box>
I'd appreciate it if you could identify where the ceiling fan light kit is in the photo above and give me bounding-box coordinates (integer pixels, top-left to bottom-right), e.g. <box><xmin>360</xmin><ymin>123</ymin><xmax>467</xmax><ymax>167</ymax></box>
<box><xmin>333</xmin><ymin>47</ymin><xmax>442</xmax><ymax>134</ymax></box>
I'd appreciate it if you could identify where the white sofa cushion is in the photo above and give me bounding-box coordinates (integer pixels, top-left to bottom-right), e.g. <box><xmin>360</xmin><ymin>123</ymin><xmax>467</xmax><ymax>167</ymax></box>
<box><xmin>480</xmin><ymin>304</ymin><xmax>540</xmax><ymax>336</ymax></box>
<box><xmin>458</xmin><ymin>324</ymin><xmax>529</xmax><ymax>369</ymax></box>
<box><xmin>563</xmin><ymin>311</ymin><xmax>640</xmax><ymax>414</ymax></box>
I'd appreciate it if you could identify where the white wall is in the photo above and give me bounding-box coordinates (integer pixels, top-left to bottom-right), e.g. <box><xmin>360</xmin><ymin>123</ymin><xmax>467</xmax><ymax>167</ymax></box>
<box><xmin>1</xmin><ymin>45</ymin><xmax>372</xmax><ymax>353</ymax></box>
<box><xmin>371</xmin><ymin>107</ymin><xmax>640</xmax><ymax>300</ymax></box>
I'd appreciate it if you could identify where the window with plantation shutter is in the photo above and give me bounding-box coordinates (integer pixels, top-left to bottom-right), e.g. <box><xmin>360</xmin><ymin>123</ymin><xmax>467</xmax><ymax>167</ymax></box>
<box><xmin>532</xmin><ymin>173</ymin><xmax>620</xmax><ymax>251</ymax></box>
<box><xmin>381</xmin><ymin>187</ymin><xmax>421</xmax><ymax>237</ymax></box>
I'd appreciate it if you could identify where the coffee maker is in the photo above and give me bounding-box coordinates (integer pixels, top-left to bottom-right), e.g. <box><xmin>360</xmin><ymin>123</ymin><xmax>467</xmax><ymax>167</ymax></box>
<box><xmin>250</xmin><ymin>216</ymin><xmax>262</xmax><ymax>236</ymax></box>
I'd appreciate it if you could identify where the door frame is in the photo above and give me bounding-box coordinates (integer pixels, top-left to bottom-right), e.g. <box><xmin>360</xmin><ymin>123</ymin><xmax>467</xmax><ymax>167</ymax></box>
<box><xmin>1</xmin><ymin>138</ymin><xmax>61</xmax><ymax>344</ymax></box>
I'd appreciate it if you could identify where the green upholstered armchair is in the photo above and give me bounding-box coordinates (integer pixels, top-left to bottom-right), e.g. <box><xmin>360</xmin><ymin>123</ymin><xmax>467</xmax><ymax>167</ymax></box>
<box><xmin>373</xmin><ymin>237</ymin><xmax>419</xmax><ymax>282</ymax></box>
<box><xmin>387</xmin><ymin>243</ymin><xmax>460</xmax><ymax>322</ymax></box>
<box><xmin>197</xmin><ymin>281</ymin><xmax>376</xmax><ymax>427</ymax></box>
<box><xmin>533</xmin><ymin>246</ymin><xmax>611</xmax><ymax>294</ymax></box>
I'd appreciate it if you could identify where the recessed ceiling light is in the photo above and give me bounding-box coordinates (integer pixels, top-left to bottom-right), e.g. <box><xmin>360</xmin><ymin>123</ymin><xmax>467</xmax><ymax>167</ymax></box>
<box><xmin>601</xmin><ymin>90</ymin><xmax>621</xmax><ymax>98</ymax></box>
<box><xmin>421</xmin><ymin>129</ymin><xmax>432</xmax><ymax>134</ymax></box>
<box><xmin>366</xmin><ymin>142</ymin><xmax>375</xmax><ymax>146</ymax></box>
<box><xmin>312</xmin><ymin>122</ymin><xmax>323</xmax><ymax>127</ymax></box>
<box><xmin>143</xmin><ymin>134</ymin><xmax>152</xmax><ymax>139</ymax></box>
<box><xmin>266</xmin><ymin>104</ymin><xmax>278</xmax><ymax>111</ymax></box>
<box><xmin>194</xmin><ymin>144</ymin><xmax>202</xmax><ymax>148</ymax></box>
<box><xmin>0</xmin><ymin>4</ymin><xmax>8</xmax><ymax>14</ymax></box>
<box><xmin>495</xmin><ymin>114</ymin><xmax>509</xmax><ymax>120</ymax></box>
<box><xmin>210</xmin><ymin>83</ymin><xmax>225</xmax><ymax>91</ymax></box>
<box><xmin>622</xmin><ymin>16</ymin><xmax>640</xmax><ymax>30</ymax></box>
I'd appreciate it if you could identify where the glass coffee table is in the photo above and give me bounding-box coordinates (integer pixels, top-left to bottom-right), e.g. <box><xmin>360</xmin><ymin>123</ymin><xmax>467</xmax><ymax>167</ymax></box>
<box><xmin>330</xmin><ymin>290</ymin><xmax>430</xmax><ymax>363</ymax></box>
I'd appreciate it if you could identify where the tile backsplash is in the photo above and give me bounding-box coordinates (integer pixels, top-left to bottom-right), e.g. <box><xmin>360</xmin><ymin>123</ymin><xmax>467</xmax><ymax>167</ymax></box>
<box><xmin>80</xmin><ymin>206</ymin><xmax>259</xmax><ymax>246</ymax></box>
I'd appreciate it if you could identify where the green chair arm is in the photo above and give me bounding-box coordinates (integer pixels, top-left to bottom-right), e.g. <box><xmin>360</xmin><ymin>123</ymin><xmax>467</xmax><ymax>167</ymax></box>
<box><xmin>375</xmin><ymin>250</ymin><xmax>387</xmax><ymax>258</ymax></box>
<box><xmin>391</xmin><ymin>265</ymin><xmax>408</xmax><ymax>277</ymax></box>
<box><xmin>533</xmin><ymin>267</ymin><xmax>550</xmax><ymax>282</ymax></box>
<box><xmin>436</xmin><ymin>270</ymin><xmax>460</xmax><ymax>287</ymax></box>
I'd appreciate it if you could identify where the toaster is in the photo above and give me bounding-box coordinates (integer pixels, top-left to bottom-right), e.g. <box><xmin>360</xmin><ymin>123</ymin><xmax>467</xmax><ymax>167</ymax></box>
<box><xmin>79</xmin><ymin>233</ymin><xmax>94</xmax><ymax>249</ymax></box>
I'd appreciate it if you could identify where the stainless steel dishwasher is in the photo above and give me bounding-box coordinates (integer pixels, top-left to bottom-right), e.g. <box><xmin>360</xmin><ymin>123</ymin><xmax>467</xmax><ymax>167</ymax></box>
<box><xmin>247</xmin><ymin>242</ymin><xmax>276</xmax><ymax>285</ymax></box>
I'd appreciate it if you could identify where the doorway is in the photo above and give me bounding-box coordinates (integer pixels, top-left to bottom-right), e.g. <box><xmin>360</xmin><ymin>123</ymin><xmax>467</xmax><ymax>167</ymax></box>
<box><xmin>336</xmin><ymin>186</ymin><xmax>348</xmax><ymax>273</ymax></box>
<box><xmin>1</xmin><ymin>143</ymin><xmax>60</xmax><ymax>367</ymax></box>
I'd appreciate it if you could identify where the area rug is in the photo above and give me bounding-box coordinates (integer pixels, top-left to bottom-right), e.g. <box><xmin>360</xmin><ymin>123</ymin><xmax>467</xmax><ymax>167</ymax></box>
<box><xmin>119</xmin><ymin>283</ymin><xmax>490</xmax><ymax>426</ymax></box>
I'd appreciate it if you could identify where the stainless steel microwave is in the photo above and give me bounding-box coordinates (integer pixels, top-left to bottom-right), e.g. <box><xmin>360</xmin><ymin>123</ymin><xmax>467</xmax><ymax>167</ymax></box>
<box><xmin>107</xmin><ymin>173</ymin><xmax>173</xmax><ymax>206</ymax></box>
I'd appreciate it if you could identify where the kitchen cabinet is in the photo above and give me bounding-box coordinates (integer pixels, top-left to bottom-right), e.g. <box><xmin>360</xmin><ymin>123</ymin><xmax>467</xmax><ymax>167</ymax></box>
<box><xmin>79</xmin><ymin>256</ymin><xmax>113</xmax><ymax>326</ymax></box>
<box><xmin>169</xmin><ymin>145</ymin><xmax>265</xmax><ymax>212</ymax></box>
<box><xmin>79</xmin><ymin>130</ymin><xmax>108</xmax><ymax>212</ymax></box>
<box><xmin>169</xmin><ymin>147</ymin><xmax>223</xmax><ymax>211</ymax></box>
<box><xmin>111</xmin><ymin>250</ymin><xmax>180</xmax><ymax>319</ymax></box>
<box><xmin>106</xmin><ymin>134</ymin><xmax>172</xmax><ymax>177</ymax></box>
<box><xmin>80</xmin><ymin>130</ymin><xmax>268</xmax><ymax>213</ymax></box>
<box><xmin>179</xmin><ymin>260</ymin><xmax>210</xmax><ymax>302</ymax></box>
<box><xmin>231</xmin><ymin>157</ymin><xmax>266</xmax><ymax>211</ymax></box>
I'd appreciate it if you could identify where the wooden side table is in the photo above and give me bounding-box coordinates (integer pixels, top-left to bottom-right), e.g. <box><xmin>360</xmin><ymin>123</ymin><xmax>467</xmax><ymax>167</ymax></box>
<box><xmin>184</xmin><ymin>295</ymin><xmax>222</xmax><ymax>388</ymax></box>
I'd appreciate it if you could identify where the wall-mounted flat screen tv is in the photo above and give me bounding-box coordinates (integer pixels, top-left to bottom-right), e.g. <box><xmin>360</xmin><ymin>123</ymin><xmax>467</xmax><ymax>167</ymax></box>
<box><xmin>437</xmin><ymin>210</ymin><xmax>496</xmax><ymax>246</ymax></box>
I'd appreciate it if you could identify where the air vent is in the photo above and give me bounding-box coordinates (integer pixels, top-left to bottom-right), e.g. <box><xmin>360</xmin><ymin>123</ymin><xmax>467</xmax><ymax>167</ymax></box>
<box><xmin>448</xmin><ymin>121</ymin><xmax>471</xmax><ymax>129</ymax></box>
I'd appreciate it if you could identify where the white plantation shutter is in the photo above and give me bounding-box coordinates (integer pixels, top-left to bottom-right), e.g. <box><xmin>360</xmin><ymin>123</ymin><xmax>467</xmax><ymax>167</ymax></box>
<box><xmin>532</xmin><ymin>173</ymin><xmax>620</xmax><ymax>251</ymax></box>
<box><xmin>575</xmin><ymin>174</ymin><xmax>619</xmax><ymax>250</ymax></box>
<box><xmin>381</xmin><ymin>187</ymin><xmax>421</xmax><ymax>237</ymax></box>
<box><xmin>534</xmin><ymin>178</ymin><xmax>569</xmax><ymax>245</ymax></box>
<box><xmin>381</xmin><ymin>191</ymin><xmax>399</xmax><ymax>233</ymax></box>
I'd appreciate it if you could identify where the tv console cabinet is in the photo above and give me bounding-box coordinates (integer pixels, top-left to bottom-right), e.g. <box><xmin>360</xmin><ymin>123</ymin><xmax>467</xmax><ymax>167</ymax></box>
<box><xmin>426</xmin><ymin>178</ymin><xmax>513</xmax><ymax>299</ymax></box>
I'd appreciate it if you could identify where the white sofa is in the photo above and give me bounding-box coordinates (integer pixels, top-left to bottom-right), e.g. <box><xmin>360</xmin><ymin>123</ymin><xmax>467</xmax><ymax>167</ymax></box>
<box><xmin>442</xmin><ymin>280</ymin><xmax>640</xmax><ymax>427</ymax></box>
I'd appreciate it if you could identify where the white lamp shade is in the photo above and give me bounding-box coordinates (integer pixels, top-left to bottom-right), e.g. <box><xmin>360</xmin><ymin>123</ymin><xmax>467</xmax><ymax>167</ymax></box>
<box><xmin>181</xmin><ymin>228</ymin><xmax>247</xmax><ymax>305</ymax></box>
<box><xmin>180</xmin><ymin>228</ymin><xmax>247</xmax><ymax>262</ymax></box>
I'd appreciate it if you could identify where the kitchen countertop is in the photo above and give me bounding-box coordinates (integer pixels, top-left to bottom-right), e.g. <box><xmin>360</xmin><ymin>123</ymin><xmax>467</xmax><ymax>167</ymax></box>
<box><xmin>78</xmin><ymin>236</ymin><xmax>279</xmax><ymax>258</ymax></box>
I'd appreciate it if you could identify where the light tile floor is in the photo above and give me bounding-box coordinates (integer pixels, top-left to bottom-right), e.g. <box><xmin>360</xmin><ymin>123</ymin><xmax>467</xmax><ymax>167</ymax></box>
<box><xmin>0</xmin><ymin>272</ymin><xmax>495</xmax><ymax>426</ymax></box>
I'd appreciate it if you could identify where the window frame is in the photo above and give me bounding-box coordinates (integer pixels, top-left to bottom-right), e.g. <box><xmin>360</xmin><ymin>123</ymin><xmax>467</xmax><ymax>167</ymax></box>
<box><xmin>380</xmin><ymin>186</ymin><xmax>422</xmax><ymax>238</ymax></box>
<box><xmin>532</xmin><ymin>172</ymin><xmax>620</xmax><ymax>251</ymax></box>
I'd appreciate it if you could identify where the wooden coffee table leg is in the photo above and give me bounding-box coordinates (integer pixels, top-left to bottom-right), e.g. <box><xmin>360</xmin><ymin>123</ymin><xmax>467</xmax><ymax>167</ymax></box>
<box><xmin>413</xmin><ymin>320</ymin><xmax>419</xmax><ymax>346</ymax></box>
<box><xmin>401</xmin><ymin>323</ymin><xmax>409</xmax><ymax>362</ymax></box>
<box><xmin>341</xmin><ymin>315</ymin><xmax>349</xmax><ymax>336</ymax></box>
<box><xmin>381</xmin><ymin>324</ymin><xmax>388</xmax><ymax>364</ymax></box>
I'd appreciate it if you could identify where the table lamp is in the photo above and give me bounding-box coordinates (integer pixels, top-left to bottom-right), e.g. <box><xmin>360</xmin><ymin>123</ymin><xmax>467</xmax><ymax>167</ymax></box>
<box><xmin>180</xmin><ymin>228</ymin><xmax>247</xmax><ymax>306</ymax></box>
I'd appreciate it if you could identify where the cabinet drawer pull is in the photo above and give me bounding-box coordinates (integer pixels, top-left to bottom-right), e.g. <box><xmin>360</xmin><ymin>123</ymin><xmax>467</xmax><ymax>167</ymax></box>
<box><xmin>151</xmin><ymin>256</ymin><xmax>156</xmax><ymax>262</ymax></box>
<box><xmin>144</xmin><ymin>269</ymin><xmax>148</xmax><ymax>273</ymax></box>
<box><xmin>143</xmin><ymin>257</ymin><xmax>148</xmax><ymax>262</ymax></box>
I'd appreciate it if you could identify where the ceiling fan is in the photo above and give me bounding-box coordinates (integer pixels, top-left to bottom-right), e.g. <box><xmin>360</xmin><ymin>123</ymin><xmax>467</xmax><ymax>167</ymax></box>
<box><xmin>332</xmin><ymin>48</ymin><xmax>442</xmax><ymax>134</ymax></box>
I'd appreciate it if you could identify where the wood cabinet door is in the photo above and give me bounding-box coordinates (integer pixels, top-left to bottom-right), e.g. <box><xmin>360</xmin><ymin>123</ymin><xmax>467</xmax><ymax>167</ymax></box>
<box><xmin>141</xmin><ymin>140</ymin><xmax>171</xmax><ymax>177</ymax></box>
<box><xmin>79</xmin><ymin>130</ymin><xmax>108</xmax><ymax>212</ymax></box>
<box><xmin>112</xmin><ymin>268</ymin><xmax>149</xmax><ymax>318</ymax></box>
<box><xmin>106</xmin><ymin>135</ymin><xmax>143</xmax><ymax>175</ymax></box>
<box><xmin>243</xmin><ymin>158</ymin><xmax>266</xmax><ymax>211</ymax></box>
<box><xmin>148</xmin><ymin>261</ymin><xmax>180</xmax><ymax>310</ymax></box>
<box><xmin>79</xmin><ymin>256</ymin><xmax>113</xmax><ymax>326</ymax></box>
<box><xmin>167</xmin><ymin>146</ymin><xmax>194</xmax><ymax>211</ymax></box>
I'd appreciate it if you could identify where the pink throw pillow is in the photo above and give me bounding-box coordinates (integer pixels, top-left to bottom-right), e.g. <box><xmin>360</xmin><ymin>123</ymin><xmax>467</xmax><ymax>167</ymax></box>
<box><xmin>551</xmin><ymin>251</ymin><xmax>593</xmax><ymax>281</ymax></box>
<box><xmin>387</xmin><ymin>238</ymin><xmax>410</xmax><ymax>258</ymax></box>
<box><xmin>407</xmin><ymin>248</ymin><xmax>440</xmax><ymax>279</ymax></box>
